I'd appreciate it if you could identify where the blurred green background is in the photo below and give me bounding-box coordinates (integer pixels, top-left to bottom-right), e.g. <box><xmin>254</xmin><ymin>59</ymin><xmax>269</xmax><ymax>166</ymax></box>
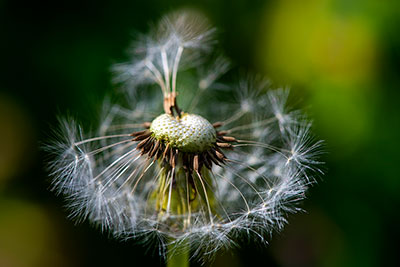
<box><xmin>1</xmin><ymin>0</ymin><xmax>399</xmax><ymax>266</ymax></box>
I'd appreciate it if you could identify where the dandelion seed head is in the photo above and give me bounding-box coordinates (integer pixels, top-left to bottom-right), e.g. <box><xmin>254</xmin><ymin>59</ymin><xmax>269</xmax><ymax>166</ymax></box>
<box><xmin>46</xmin><ymin>10</ymin><xmax>324</xmax><ymax>262</ymax></box>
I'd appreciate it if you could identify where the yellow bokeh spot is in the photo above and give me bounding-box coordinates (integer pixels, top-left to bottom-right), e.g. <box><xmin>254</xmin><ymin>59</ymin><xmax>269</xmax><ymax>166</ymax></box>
<box><xmin>258</xmin><ymin>0</ymin><xmax>380</xmax><ymax>150</ymax></box>
<box><xmin>0</xmin><ymin>199</ymin><xmax>69</xmax><ymax>267</ymax></box>
<box><xmin>259</xmin><ymin>0</ymin><xmax>378</xmax><ymax>87</ymax></box>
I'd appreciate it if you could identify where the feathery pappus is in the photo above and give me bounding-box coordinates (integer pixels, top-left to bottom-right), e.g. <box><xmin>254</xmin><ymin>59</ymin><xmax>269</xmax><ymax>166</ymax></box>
<box><xmin>46</xmin><ymin>11</ymin><xmax>324</xmax><ymax>261</ymax></box>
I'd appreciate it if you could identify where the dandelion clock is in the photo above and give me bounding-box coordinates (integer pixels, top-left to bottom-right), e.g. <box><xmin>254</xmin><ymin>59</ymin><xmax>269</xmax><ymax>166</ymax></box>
<box><xmin>46</xmin><ymin>10</ymin><xmax>324</xmax><ymax>266</ymax></box>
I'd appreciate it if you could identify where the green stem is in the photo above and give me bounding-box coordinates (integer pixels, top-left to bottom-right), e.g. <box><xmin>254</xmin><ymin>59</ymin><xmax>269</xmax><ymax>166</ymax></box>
<box><xmin>167</xmin><ymin>241</ymin><xmax>189</xmax><ymax>267</ymax></box>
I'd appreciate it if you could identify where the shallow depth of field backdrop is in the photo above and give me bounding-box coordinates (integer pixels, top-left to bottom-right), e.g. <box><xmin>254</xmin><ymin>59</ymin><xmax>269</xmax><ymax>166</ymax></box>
<box><xmin>1</xmin><ymin>0</ymin><xmax>399</xmax><ymax>266</ymax></box>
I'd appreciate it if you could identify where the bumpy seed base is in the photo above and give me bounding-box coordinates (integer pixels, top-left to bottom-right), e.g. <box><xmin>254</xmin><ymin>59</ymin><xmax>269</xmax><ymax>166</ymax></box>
<box><xmin>150</xmin><ymin>113</ymin><xmax>216</xmax><ymax>153</ymax></box>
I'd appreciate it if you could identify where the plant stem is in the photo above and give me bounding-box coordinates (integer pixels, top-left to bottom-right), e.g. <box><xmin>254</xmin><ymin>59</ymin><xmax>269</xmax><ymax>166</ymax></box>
<box><xmin>167</xmin><ymin>241</ymin><xmax>189</xmax><ymax>267</ymax></box>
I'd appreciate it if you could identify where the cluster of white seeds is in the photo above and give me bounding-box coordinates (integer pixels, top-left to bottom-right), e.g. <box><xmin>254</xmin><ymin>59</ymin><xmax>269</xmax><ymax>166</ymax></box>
<box><xmin>46</xmin><ymin>11</ymin><xmax>323</xmax><ymax>262</ymax></box>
